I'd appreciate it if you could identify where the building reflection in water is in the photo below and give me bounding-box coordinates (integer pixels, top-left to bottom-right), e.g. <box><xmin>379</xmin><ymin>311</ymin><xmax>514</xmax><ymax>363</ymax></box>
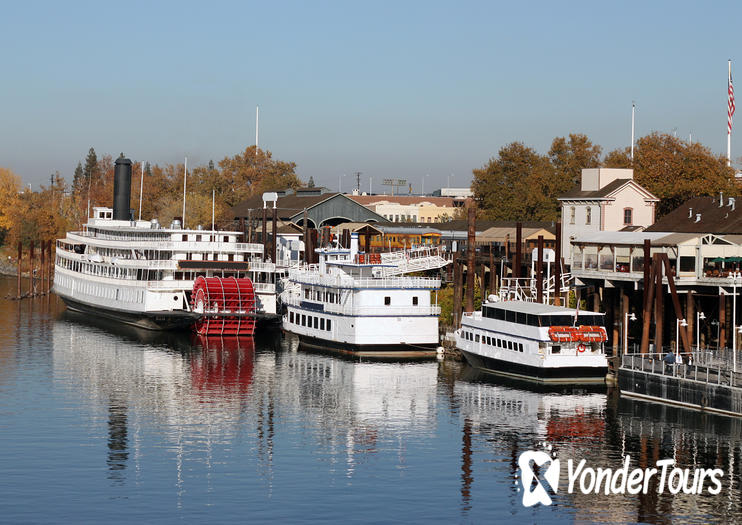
<box><xmin>454</xmin><ymin>365</ymin><xmax>742</xmax><ymax>524</ymax></box>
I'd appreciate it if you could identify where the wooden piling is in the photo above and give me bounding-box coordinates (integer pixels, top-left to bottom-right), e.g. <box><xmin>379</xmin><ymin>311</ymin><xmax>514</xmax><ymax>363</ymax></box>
<box><xmin>536</xmin><ymin>235</ymin><xmax>544</xmax><ymax>303</ymax></box>
<box><xmin>465</xmin><ymin>206</ymin><xmax>476</xmax><ymax>313</ymax></box>
<box><xmin>453</xmin><ymin>258</ymin><xmax>463</xmax><ymax>328</ymax></box>
<box><xmin>514</xmin><ymin>222</ymin><xmax>522</xmax><ymax>279</ymax></box>
<box><xmin>302</xmin><ymin>208</ymin><xmax>308</xmax><ymax>263</ymax></box>
<box><xmin>554</xmin><ymin>221</ymin><xmax>562</xmax><ymax>306</ymax></box>
<box><xmin>29</xmin><ymin>241</ymin><xmax>34</xmax><ymax>296</ymax></box>
<box><xmin>654</xmin><ymin>255</ymin><xmax>664</xmax><ymax>352</ymax></box>
<box><xmin>720</xmin><ymin>294</ymin><xmax>727</xmax><ymax>349</ymax></box>
<box><xmin>262</xmin><ymin>206</ymin><xmax>268</xmax><ymax>260</ymax></box>
<box><xmin>40</xmin><ymin>243</ymin><xmax>45</xmax><ymax>295</ymax></box>
<box><xmin>17</xmin><ymin>241</ymin><xmax>22</xmax><ymax>298</ymax></box>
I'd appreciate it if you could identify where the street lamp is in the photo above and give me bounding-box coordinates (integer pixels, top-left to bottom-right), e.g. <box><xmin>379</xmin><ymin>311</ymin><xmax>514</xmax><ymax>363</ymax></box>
<box><xmin>623</xmin><ymin>312</ymin><xmax>637</xmax><ymax>355</ymax></box>
<box><xmin>730</xmin><ymin>271</ymin><xmax>741</xmax><ymax>372</ymax></box>
<box><xmin>676</xmin><ymin>318</ymin><xmax>688</xmax><ymax>355</ymax></box>
<box><xmin>696</xmin><ymin>311</ymin><xmax>706</xmax><ymax>353</ymax></box>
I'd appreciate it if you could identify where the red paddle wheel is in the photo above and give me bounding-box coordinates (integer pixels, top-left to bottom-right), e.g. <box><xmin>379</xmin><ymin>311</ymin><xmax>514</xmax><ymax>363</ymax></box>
<box><xmin>190</xmin><ymin>276</ymin><xmax>257</xmax><ymax>336</ymax></box>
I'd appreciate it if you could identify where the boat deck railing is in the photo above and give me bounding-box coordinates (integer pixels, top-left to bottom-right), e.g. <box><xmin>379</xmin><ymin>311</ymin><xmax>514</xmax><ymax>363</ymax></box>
<box><xmin>621</xmin><ymin>351</ymin><xmax>742</xmax><ymax>387</ymax></box>
<box><xmin>288</xmin><ymin>269</ymin><xmax>441</xmax><ymax>289</ymax></box>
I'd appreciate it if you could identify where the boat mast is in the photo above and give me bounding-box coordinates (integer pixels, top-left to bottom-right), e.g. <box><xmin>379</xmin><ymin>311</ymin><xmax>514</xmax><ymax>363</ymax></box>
<box><xmin>182</xmin><ymin>157</ymin><xmax>188</xmax><ymax>228</ymax></box>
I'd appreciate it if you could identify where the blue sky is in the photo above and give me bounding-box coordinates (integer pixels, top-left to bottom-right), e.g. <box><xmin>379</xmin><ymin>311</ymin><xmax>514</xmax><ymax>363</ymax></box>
<box><xmin>1</xmin><ymin>1</ymin><xmax>741</xmax><ymax>192</ymax></box>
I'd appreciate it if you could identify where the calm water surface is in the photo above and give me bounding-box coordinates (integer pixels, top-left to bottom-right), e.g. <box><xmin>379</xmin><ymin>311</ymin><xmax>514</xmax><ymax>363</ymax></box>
<box><xmin>1</xmin><ymin>276</ymin><xmax>741</xmax><ymax>524</ymax></box>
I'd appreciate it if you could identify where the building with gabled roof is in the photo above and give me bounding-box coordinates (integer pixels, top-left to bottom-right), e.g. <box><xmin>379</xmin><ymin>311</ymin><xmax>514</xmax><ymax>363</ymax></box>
<box><xmin>231</xmin><ymin>191</ymin><xmax>386</xmax><ymax>229</ymax></box>
<box><xmin>558</xmin><ymin>168</ymin><xmax>659</xmax><ymax>266</ymax></box>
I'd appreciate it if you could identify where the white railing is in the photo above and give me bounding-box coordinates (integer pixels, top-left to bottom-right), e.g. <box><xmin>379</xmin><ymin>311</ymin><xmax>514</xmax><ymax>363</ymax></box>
<box><xmin>621</xmin><ymin>352</ymin><xmax>742</xmax><ymax>387</ymax></box>
<box><xmin>66</xmin><ymin>232</ymin><xmax>263</xmax><ymax>254</ymax></box>
<box><xmin>283</xmin><ymin>296</ymin><xmax>440</xmax><ymax>317</ymax></box>
<box><xmin>288</xmin><ymin>269</ymin><xmax>441</xmax><ymax>290</ymax></box>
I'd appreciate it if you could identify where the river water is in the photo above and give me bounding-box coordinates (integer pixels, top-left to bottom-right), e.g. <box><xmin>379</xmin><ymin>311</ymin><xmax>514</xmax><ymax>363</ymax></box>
<box><xmin>1</xmin><ymin>276</ymin><xmax>741</xmax><ymax>524</ymax></box>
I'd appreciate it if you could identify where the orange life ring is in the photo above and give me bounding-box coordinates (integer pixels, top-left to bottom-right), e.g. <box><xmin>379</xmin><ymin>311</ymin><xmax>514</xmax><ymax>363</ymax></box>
<box><xmin>577</xmin><ymin>343</ymin><xmax>587</xmax><ymax>353</ymax></box>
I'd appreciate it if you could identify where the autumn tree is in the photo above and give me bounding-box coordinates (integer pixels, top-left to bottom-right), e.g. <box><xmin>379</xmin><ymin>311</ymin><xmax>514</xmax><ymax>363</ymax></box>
<box><xmin>549</xmin><ymin>133</ymin><xmax>602</xmax><ymax>186</ymax></box>
<box><xmin>602</xmin><ymin>147</ymin><xmax>632</xmax><ymax>168</ymax></box>
<box><xmin>0</xmin><ymin>167</ymin><xmax>22</xmax><ymax>233</ymax></box>
<box><xmin>604</xmin><ymin>132</ymin><xmax>737</xmax><ymax>216</ymax></box>
<box><xmin>472</xmin><ymin>142</ymin><xmax>566</xmax><ymax>221</ymax></box>
<box><xmin>216</xmin><ymin>146</ymin><xmax>301</xmax><ymax>206</ymax></box>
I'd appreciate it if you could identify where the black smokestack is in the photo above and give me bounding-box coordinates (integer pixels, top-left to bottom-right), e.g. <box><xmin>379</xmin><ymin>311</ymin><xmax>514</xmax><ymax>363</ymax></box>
<box><xmin>113</xmin><ymin>156</ymin><xmax>132</xmax><ymax>220</ymax></box>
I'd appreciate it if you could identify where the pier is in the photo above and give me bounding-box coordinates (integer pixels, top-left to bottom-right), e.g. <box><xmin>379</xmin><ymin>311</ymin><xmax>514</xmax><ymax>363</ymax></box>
<box><xmin>619</xmin><ymin>350</ymin><xmax>742</xmax><ymax>417</ymax></box>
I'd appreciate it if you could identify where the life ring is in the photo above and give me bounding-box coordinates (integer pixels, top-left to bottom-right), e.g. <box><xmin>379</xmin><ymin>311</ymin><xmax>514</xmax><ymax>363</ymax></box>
<box><xmin>700</xmin><ymin>394</ymin><xmax>708</xmax><ymax>408</ymax></box>
<box><xmin>577</xmin><ymin>343</ymin><xmax>587</xmax><ymax>353</ymax></box>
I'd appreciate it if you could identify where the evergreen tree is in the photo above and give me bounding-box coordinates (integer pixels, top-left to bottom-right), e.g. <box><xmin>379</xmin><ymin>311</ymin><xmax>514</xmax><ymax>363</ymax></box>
<box><xmin>72</xmin><ymin>162</ymin><xmax>83</xmax><ymax>194</ymax></box>
<box><xmin>83</xmin><ymin>147</ymin><xmax>98</xmax><ymax>186</ymax></box>
<box><xmin>145</xmin><ymin>161</ymin><xmax>152</xmax><ymax>177</ymax></box>
<box><xmin>308</xmin><ymin>176</ymin><xmax>315</xmax><ymax>188</ymax></box>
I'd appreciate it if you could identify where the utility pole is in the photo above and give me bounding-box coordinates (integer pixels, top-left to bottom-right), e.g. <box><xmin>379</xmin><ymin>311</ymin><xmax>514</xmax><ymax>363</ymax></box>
<box><xmin>355</xmin><ymin>171</ymin><xmax>362</xmax><ymax>193</ymax></box>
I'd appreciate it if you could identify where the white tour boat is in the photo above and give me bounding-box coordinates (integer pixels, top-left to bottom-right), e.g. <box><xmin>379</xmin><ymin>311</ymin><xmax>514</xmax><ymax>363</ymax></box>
<box><xmin>455</xmin><ymin>298</ymin><xmax>609</xmax><ymax>384</ymax></box>
<box><xmin>281</xmin><ymin>232</ymin><xmax>449</xmax><ymax>356</ymax></box>
<box><xmin>53</xmin><ymin>156</ymin><xmax>281</xmax><ymax>332</ymax></box>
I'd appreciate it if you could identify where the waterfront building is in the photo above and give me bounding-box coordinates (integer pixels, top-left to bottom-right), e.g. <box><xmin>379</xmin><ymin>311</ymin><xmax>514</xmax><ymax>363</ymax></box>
<box><xmin>347</xmin><ymin>194</ymin><xmax>458</xmax><ymax>223</ymax></box>
<box><xmin>558</xmin><ymin>168</ymin><xmax>659</xmax><ymax>266</ymax></box>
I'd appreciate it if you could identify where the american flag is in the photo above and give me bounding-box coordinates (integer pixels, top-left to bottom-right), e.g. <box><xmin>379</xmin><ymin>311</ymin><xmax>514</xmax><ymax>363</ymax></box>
<box><xmin>729</xmin><ymin>70</ymin><xmax>735</xmax><ymax>135</ymax></box>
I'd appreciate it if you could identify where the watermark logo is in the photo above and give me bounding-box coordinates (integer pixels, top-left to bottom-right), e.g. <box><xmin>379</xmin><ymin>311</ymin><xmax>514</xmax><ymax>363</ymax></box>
<box><xmin>518</xmin><ymin>449</ymin><xmax>560</xmax><ymax>507</ymax></box>
<box><xmin>516</xmin><ymin>444</ymin><xmax>724</xmax><ymax>507</ymax></box>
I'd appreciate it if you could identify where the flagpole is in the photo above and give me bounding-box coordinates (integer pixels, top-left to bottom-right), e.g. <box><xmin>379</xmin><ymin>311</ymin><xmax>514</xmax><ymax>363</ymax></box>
<box><xmin>729</xmin><ymin>59</ymin><xmax>733</xmax><ymax>167</ymax></box>
<box><xmin>631</xmin><ymin>101</ymin><xmax>635</xmax><ymax>162</ymax></box>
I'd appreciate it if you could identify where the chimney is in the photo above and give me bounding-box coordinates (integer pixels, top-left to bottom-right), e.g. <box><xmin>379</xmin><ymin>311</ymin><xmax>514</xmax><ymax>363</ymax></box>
<box><xmin>730</xmin><ymin>197</ymin><xmax>736</xmax><ymax>211</ymax></box>
<box><xmin>113</xmin><ymin>156</ymin><xmax>132</xmax><ymax>220</ymax></box>
<box><xmin>720</xmin><ymin>191</ymin><xmax>724</xmax><ymax>207</ymax></box>
<box><xmin>688</xmin><ymin>207</ymin><xmax>693</xmax><ymax>218</ymax></box>
<box><xmin>695</xmin><ymin>213</ymin><xmax>702</xmax><ymax>223</ymax></box>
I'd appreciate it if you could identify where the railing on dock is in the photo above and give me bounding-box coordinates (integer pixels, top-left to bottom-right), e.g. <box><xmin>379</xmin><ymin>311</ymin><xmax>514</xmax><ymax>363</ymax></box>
<box><xmin>621</xmin><ymin>351</ymin><xmax>742</xmax><ymax>388</ymax></box>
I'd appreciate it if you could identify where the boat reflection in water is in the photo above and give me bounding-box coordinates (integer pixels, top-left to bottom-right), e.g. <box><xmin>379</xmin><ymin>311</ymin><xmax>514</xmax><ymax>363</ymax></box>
<box><xmin>52</xmin><ymin>317</ymin><xmax>439</xmax><ymax>489</ymax></box>
<box><xmin>454</xmin><ymin>365</ymin><xmax>742</xmax><ymax>523</ymax></box>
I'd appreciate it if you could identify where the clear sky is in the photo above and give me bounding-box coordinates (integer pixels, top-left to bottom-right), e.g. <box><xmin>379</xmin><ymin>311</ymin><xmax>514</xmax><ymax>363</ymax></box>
<box><xmin>2</xmin><ymin>1</ymin><xmax>741</xmax><ymax>192</ymax></box>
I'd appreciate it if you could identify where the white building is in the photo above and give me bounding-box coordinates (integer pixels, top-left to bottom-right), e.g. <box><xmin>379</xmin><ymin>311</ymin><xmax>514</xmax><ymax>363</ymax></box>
<box><xmin>558</xmin><ymin>168</ymin><xmax>658</xmax><ymax>266</ymax></box>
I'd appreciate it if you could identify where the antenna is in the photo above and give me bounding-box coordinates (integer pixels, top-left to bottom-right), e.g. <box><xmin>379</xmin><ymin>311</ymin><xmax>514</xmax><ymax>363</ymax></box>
<box><xmin>255</xmin><ymin>105</ymin><xmax>259</xmax><ymax>151</ymax></box>
<box><xmin>138</xmin><ymin>161</ymin><xmax>144</xmax><ymax>221</ymax></box>
<box><xmin>212</xmin><ymin>188</ymin><xmax>215</xmax><ymax>231</ymax></box>
<box><xmin>355</xmin><ymin>171</ymin><xmax>362</xmax><ymax>192</ymax></box>
<box><xmin>182</xmin><ymin>157</ymin><xmax>188</xmax><ymax>228</ymax></box>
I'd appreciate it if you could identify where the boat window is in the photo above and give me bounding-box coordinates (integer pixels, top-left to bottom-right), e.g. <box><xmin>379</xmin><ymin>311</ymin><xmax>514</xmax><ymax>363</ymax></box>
<box><xmin>552</xmin><ymin>345</ymin><xmax>561</xmax><ymax>354</ymax></box>
<box><xmin>507</xmin><ymin>341</ymin><xmax>513</xmax><ymax>350</ymax></box>
<box><xmin>516</xmin><ymin>312</ymin><xmax>527</xmax><ymax>324</ymax></box>
<box><xmin>526</xmin><ymin>314</ymin><xmax>540</xmax><ymax>327</ymax></box>
<box><xmin>314</xmin><ymin>317</ymin><xmax>318</xmax><ymax>329</ymax></box>
<box><xmin>290</xmin><ymin>312</ymin><xmax>294</xmax><ymax>323</ymax></box>
<box><xmin>320</xmin><ymin>318</ymin><xmax>325</xmax><ymax>330</ymax></box>
<box><xmin>301</xmin><ymin>314</ymin><xmax>306</xmax><ymax>326</ymax></box>
<box><xmin>505</xmin><ymin>310</ymin><xmax>516</xmax><ymax>323</ymax></box>
<box><xmin>519</xmin><ymin>343</ymin><xmax>524</xmax><ymax>352</ymax></box>
<box><xmin>384</xmin><ymin>296</ymin><xmax>391</xmax><ymax>305</ymax></box>
<box><xmin>327</xmin><ymin>319</ymin><xmax>331</xmax><ymax>331</ymax></box>
<box><xmin>412</xmin><ymin>296</ymin><xmax>418</xmax><ymax>306</ymax></box>
<box><xmin>475</xmin><ymin>334</ymin><xmax>480</xmax><ymax>343</ymax></box>
<box><xmin>486</xmin><ymin>336</ymin><xmax>491</xmax><ymax>345</ymax></box>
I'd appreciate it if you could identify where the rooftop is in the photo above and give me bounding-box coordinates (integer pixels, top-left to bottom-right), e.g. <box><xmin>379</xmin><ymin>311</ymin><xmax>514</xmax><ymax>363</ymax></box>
<box><xmin>646</xmin><ymin>196</ymin><xmax>742</xmax><ymax>234</ymax></box>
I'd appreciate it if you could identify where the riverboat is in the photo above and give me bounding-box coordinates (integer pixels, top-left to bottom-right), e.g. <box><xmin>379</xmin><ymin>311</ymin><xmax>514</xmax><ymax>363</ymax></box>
<box><xmin>53</xmin><ymin>156</ymin><xmax>280</xmax><ymax>333</ymax></box>
<box><xmin>455</xmin><ymin>298</ymin><xmax>609</xmax><ymax>384</ymax></box>
<box><xmin>281</xmin><ymin>232</ymin><xmax>449</xmax><ymax>357</ymax></box>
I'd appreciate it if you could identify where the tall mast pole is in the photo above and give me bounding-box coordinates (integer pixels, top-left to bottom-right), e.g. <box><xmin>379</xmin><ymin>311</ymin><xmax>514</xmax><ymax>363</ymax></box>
<box><xmin>728</xmin><ymin>60</ymin><xmax>733</xmax><ymax>167</ymax></box>
<box><xmin>631</xmin><ymin>101</ymin><xmax>635</xmax><ymax>162</ymax></box>
<box><xmin>256</xmin><ymin>105</ymin><xmax>260</xmax><ymax>152</ymax></box>
<box><xmin>182</xmin><ymin>157</ymin><xmax>187</xmax><ymax>228</ymax></box>
<box><xmin>138</xmin><ymin>161</ymin><xmax>144</xmax><ymax>221</ymax></box>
